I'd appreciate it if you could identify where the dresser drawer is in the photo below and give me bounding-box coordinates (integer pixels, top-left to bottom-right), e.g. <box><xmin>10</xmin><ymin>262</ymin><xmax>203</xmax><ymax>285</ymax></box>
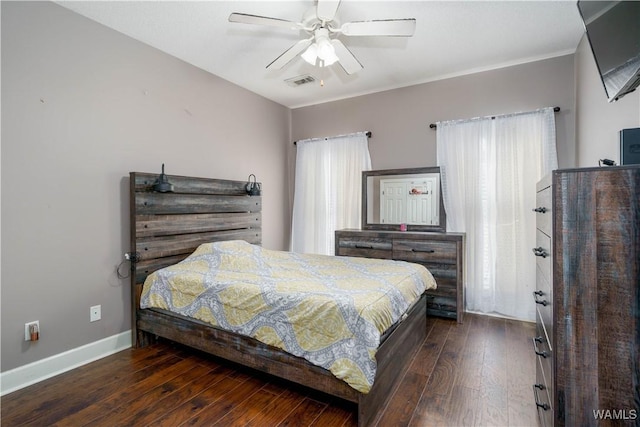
<box><xmin>420</xmin><ymin>263</ymin><xmax>457</xmax><ymax>280</ymax></box>
<box><xmin>535</xmin><ymin>185</ymin><xmax>552</xmax><ymax>237</ymax></box>
<box><xmin>535</xmin><ymin>268</ymin><xmax>552</xmax><ymax>350</ymax></box>
<box><xmin>425</xmin><ymin>269</ymin><xmax>458</xmax><ymax>320</ymax></box>
<box><xmin>425</xmin><ymin>295</ymin><xmax>457</xmax><ymax>319</ymax></box>
<box><xmin>535</xmin><ymin>356</ymin><xmax>553</xmax><ymax>427</ymax></box>
<box><xmin>534</xmin><ymin>321</ymin><xmax>553</xmax><ymax>379</ymax></box>
<box><xmin>534</xmin><ymin>320</ymin><xmax>553</xmax><ymax>427</ymax></box>
<box><xmin>393</xmin><ymin>239</ymin><xmax>457</xmax><ymax>264</ymax></box>
<box><xmin>534</xmin><ymin>230</ymin><xmax>551</xmax><ymax>285</ymax></box>
<box><xmin>336</xmin><ymin>237</ymin><xmax>392</xmax><ymax>259</ymax></box>
<box><xmin>426</xmin><ymin>277</ymin><xmax>457</xmax><ymax>298</ymax></box>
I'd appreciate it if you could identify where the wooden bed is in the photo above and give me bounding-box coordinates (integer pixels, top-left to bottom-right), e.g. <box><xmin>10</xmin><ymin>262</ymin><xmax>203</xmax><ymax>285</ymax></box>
<box><xmin>129</xmin><ymin>171</ymin><xmax>428</xmax><ymax>426</ymax></box>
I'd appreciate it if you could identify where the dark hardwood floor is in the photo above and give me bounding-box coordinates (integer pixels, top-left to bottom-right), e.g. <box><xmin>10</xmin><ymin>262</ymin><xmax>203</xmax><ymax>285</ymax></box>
<box><xmin>1</xmin><ymin>313</ymin><xmax>538</xmax><ymax>427</ymax></box>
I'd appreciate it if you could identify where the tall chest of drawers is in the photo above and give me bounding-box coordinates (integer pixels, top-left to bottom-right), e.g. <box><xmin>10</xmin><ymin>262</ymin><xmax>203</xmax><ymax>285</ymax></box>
<box><xmin>533</xmin><ymin>166</ymin><xmax>640</xmax><ymax>426</ymax></box>
<box><xmin>335</xmin><ymin>229</ymin><xmax>465</xmax><ymax>322</ymax></box>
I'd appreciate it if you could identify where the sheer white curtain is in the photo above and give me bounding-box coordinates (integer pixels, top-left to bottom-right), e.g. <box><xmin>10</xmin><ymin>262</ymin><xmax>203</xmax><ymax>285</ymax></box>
<box><xmin>436</xmin><ymin>108</ymin><xmax>557</xmax><ymax>321</ymax></box>
<box><xmin>291</xmin><ymin>132</ymin><xmax>372</xmax><ymax>255</ymax></box>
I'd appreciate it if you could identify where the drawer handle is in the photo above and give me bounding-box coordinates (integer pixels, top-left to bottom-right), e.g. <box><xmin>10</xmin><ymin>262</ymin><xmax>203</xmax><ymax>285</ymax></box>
<box><xmin>411</xmin><ymin>248</ymin><xmax>435</xmax><ymax>253</ymax></box>
<box><xmin>532</xmin><ymin>207</ymin><xmax>548</xmax><ymax>213</ymax></box>
<box><xmin>533</xmin><ymin>290</ymin><xmax>548</xmax><ymax>306</ymax></box>
<box><xmin>533</xmin><ymin>384</ymin><xmax>550</xmax><ymax>411</ymax></box>
<box><xmin>532</xmin><ymin>247</ymin><xmax>548</xmax><ymax>258</ymax></box>
<box><xmin>355</xmin><ymin>244</ymin><xmax>373</xmax><ymax>249</ymax></box>
<box><xmin>532</xmin><ymin>336</ymin><xmax>549</xmax><ymax>358</ymax></box>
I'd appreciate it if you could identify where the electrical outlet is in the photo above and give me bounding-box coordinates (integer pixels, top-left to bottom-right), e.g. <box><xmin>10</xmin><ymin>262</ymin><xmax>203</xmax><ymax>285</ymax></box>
<box><xmin>25</xmin><ymin>321</ymin><xmax>39</xmax><ymax>341</ymax></box>
<box><xmin>90</xmin><ymin>305</ymin><xmax>101</xmax><ymax>322</ymax></box>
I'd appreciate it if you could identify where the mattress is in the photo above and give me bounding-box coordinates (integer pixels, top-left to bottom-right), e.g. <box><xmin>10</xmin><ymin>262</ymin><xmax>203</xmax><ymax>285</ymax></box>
<box><xmin>140</xmin><ymin>240</ymin><xmax>436</xmax><ymax>393</ymax></box>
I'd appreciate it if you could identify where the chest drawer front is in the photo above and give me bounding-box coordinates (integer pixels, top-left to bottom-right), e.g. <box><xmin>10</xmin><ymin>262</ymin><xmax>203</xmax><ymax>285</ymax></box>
<box><xmin>393</xmin><ymin>239</ymin><xmax>458</xmax><ymax>264</ymax></box>
<box><xmin>535</xmin><ymin>267</ymin><xmax>552</xmax><ymax>350</ymax></box>
<box><xmin>535</xmin><ymin>356</ymin><xmax>553</xmax><ymax>427</ymax></box>
<box><xmin>426</xmin><ymin>295</ymin><xmax>457</xmax><ymax>319</ymax></box>
<box><xmin>425</xmin><ymin>277</ymin><xmax>457</xmax><ymax>297</ymax></box>
<box><xmin>535</xmin><ymin>321</ymin><xmax>553</xmax><ymax>376</ymax></box>
<box><xmin>424</xmin><ymin>263</ymin><xmax>458</xmax><ymax>281</ymax></box>
<box><xmin>336</xmin><ymin>237</ymin><xmax>392</xmax><ymax>259</ymax></box>
<box><xmin>534</xmin><ymin>319</ymin><xmax>553</xmax><ymax>426</ymax></box>
<box><xmin>535</xmin><ymin>230</ymin><xmax>552</xmax><ymax>285</ymax></box>
<box><xmin>535</xmin><ymin>185</ymin><xmax>552</xmax><ymax>237</ymax></box>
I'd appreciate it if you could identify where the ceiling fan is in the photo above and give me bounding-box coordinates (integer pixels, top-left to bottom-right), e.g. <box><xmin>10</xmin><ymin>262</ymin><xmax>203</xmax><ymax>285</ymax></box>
<box><xmin>229</xmin><ymin>0</ymin><xmax>416</xmax><ymax>75</ymax></box>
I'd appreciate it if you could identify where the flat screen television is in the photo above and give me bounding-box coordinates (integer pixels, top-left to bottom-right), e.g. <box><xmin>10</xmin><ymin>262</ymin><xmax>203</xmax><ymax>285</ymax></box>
<box><xmin>577</xmin><ymin>1</ymin><xmax>640</xmax><ymax>102</ymax></box>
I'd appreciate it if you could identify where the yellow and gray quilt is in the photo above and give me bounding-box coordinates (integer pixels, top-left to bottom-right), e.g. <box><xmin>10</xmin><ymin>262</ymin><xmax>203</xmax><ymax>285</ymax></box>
<box><xmin>141</xmin><ymin>240</ymin><xmax>436</xmax><ymax>393</ymax></box>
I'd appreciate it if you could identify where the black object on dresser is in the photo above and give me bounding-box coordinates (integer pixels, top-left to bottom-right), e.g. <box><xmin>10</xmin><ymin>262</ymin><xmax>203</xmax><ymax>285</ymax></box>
<box><xmin>335</xmin><ymin>229</ymin><xmax>465</xmax><ymax>323</ymax></box>
<box><xmin>533</xmin><ymin>165</ymin><xmax>640</xmax><ymax>426</ymax></box>
<box><xmin>620</xmin><ymin>128</ymin><xmax>640</xmax><ymax>165</ymax></box>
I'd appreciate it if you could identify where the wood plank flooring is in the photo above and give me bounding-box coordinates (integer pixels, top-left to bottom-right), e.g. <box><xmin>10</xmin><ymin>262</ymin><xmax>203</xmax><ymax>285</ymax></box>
<box><xmin>1</xmin><ymin>313</ymin><xmax>538</xmax><ymax>426</ymax></box>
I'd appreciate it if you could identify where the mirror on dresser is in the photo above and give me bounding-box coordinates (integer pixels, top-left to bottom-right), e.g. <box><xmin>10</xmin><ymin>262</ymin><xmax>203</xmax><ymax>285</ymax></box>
<box><xmin>362</xmin><ymin>166</ymin><xmax>446</xmax><ymax>232</ymax></box>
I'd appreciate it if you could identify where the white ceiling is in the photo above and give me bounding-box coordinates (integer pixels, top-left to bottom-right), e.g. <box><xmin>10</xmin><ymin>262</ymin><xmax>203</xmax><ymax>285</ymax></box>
<box><xmin>56</xmin><ymin>1</ymin><xmax>585</xmax><ymax>109</ymax></box>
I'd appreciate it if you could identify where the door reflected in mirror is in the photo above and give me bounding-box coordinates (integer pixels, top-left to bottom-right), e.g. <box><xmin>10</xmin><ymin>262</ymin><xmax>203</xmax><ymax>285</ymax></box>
<box><xmin>363</xmin><ymin>167</ymin><xmax>446</xmax><ymax>232</ymax></box>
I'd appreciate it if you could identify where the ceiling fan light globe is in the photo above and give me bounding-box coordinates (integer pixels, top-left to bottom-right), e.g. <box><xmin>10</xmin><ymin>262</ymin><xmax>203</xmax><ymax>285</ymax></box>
<box><xmin>317</xmin><ymin>39</ymin><xmax>338</xmax><ymax>65</ymax></box>
<box><xmin>301</xmin><ymin>43</ymin><xmax>318</xmax><ymax>65</ymax></box>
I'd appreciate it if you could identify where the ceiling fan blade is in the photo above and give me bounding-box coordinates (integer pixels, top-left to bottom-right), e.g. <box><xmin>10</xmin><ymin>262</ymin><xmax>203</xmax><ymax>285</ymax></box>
<box><xmin>340</xmin><ymin>19</ymin><xmax>416</xmax><ymax>37</ymax></box>
<box><xmin>267</xmin><ymin>38</ymin><xmax>313</xmax><ymax>70</ymax></box>
<box><xmin>229</xmin><ymin>13</ymin><xmax>302</xmax><ymax>31</ymax></box>
<box><xmin>317</xmin><ymin>0</ymin><xmax>341</xmax><ymax>22</ymax></box>
<box><xmin>331</xmin><ymin>39</ymin><xmax>363</xmax><ymax>75</ymax></box>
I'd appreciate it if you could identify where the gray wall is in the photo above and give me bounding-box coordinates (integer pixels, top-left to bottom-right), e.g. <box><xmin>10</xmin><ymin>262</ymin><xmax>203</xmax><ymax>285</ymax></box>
<box><xmin>574</xmin><ymin>36</ymin><xmax>639</xmax><ymax>166</ymax></box>
<box><xmin>1</xmin><ymin>2</ymin><xmax>291</xmax><ymax>372</ymax></box>
<box><xmin>291</xmin><ymin>55</ymin><xmax>577</xmax><ymax>171</ymax></box>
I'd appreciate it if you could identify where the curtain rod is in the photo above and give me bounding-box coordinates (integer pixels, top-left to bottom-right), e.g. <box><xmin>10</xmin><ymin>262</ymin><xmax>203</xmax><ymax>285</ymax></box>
<box><xmin>293</xmin><ymin>131</ymin><xmax>371</xmax><ymax>145</ymax></box>
<box><xmin>429</xmin><ymin>106</ymin><xmax>560</xmax><ymax>130</ymax></box>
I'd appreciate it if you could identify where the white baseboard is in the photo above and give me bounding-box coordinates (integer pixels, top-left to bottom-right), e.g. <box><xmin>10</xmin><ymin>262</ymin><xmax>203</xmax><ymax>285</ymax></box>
<box><xmin>1</xmin><ymin>330</ymin><xmax>132</xmax><ymax>396</ymax></box>
<box><xmin>465</xmin><ymin>309</ymin><xmax>535</xmax><ymax>323</ymax></box>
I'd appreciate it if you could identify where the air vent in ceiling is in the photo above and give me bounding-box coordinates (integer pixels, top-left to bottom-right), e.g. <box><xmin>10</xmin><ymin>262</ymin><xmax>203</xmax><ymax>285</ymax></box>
<box><xmin>285</xmin><ymin>74</ymin><xmax>316</xmax><ymax>87</ymax></box>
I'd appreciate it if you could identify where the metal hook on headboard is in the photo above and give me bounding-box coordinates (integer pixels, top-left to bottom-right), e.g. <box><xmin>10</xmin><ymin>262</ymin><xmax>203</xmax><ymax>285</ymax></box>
<box><xmin>245</xmin><ymin>174</ymin><xmax>261</xmax><ymax>196</ymax></box>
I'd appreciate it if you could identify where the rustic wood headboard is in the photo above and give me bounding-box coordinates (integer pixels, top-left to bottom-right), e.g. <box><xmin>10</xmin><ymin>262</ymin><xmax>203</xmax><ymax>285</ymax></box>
<box><xmin>129</xmin><ymin>171</ymin><xmax>262</xmax><ymax>346</ymax></box>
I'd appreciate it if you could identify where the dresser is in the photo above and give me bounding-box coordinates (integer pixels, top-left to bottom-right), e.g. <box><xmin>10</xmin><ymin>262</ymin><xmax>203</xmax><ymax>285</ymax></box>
<box><xmin>533</xmin><ymin>174</ymin><xmax>553</xmax><ymax>427</ymax></box>
<box><xmin>335</xmin><ymin>229</ymin><xmax>465</xmax><ymax>322</ymax></box>
<box><xmin>533</xmin><ymin>166</ymin><xmax>640</xmax><ymax>426</ymax></box>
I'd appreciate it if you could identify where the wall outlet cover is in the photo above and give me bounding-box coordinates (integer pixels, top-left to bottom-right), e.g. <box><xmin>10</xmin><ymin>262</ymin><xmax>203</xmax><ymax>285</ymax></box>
<box><xmin>25</xmin><ymin>321</ymin><xmax>39</xmax><ymax>341</ymax></box>
<box><xmin>90</xmin><ymin>305</ymin><xmax>101</xmax><ymax>322</ymax></box>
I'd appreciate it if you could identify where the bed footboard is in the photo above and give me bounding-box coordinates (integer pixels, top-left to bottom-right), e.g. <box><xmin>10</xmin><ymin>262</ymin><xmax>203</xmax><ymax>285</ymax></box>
<box><xmin>137</xmin><ymin>307</ymin><xmax>360</xmax><ymax>403</ymax></box>
<box><xmin>136</xmin><ymin>294</ymin><xmax>427</xmax><ymax>426</ymax></box>
<box><xmin>358</xmin><ymin>294</ymin><xmax>427</xmax><ymax>426</ymax></box>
